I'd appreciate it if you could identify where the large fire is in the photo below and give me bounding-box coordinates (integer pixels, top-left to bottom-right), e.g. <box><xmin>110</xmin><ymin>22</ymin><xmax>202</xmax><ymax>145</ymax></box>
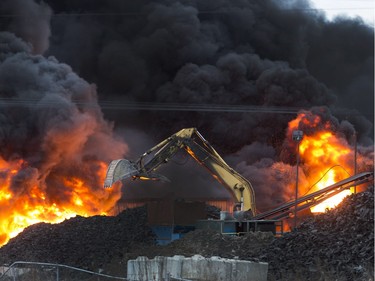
<box><xmin>0</xmin><ymin>158</ymin><xmax>121</xmax><ymax>246</ymax></box>
<box><xmin>299</xmin><ymin>131</ymin><xmax>353</xmax><ymax>213</ymax></box>
<box><xmin>0</xmin><ymin>109</ymin><xmax>371</xmax><ymax>247</ymax></box>
<box><xmin>288</xmin><ymin>111</ymin><xmax>359</xmax><ymax>214</ymax></box>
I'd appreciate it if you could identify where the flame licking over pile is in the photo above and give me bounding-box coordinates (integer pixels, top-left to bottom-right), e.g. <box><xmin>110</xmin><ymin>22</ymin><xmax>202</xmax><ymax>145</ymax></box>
<box><xmin>0</xmin><ymin>0</ymin><xmax>373</xmax><ymax>249</ymax></box>
<box><xmin>0</xmin><ymin>108</ymin><xmax>368</xmax><ymax>247</ymax></box>
<box><xmin>300</xmin><ymin>131</ymin><xmax>353</xmax><ymax>213</ymax></box>
<box><xmin>0</xmin><ymin>33</ymin><xmax>128</xmax><ymax>247</ymax></box>
<box><xmin>287</xmin><ymin>110</ymin><xmax>366</xmax><ymax>213</ymax></box>
<box><xmin>0</xmin><ymin>157</ymin><xmax>123</xmax><ymax>246</ymax></box>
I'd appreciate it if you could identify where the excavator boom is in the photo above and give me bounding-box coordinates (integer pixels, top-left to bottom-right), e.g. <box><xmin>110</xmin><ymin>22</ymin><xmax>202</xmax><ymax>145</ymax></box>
<box><xmin>104</xmin><ymin>128</ymin><xmax>256</xmax><ymax>216</ymax></box>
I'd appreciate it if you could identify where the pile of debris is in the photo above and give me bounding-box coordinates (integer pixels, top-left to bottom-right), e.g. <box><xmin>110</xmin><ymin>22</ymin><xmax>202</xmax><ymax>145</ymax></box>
<box><xmin>128</xmin><ymin>228</ymin><xmax>275</xmax><ymax>261</ymax></box>
<box><xmin>120</xmin><ymin>186</ymin><xmax>375</xmax><ymax>281</ymax></box>
<box><xmin>259</xmin><ymin>185</ymin><xmax>374</xmax><ymax>280</ymax></box>
<box><xmin>0</xmin><ymin>186</ymin><xmax>373</xmax><ymax>281</ymax></box>
<box><xmin>0</xmin><ymin>206</ymin><xmax>156</xmax><ymax>271</ymax></box>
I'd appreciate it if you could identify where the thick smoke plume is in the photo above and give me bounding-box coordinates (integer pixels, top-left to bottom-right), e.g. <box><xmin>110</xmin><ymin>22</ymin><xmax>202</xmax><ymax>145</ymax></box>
<box><xmin>42</xmin><ymin>0</ymin><xmax>373</xmax><ymax>146</ymax></box>
<box><xmin>0</xmin><ymin>0</ymin><xmax>373</xmax><ymax>217</ymax></box>
<box><xmin>0</xmin><ymin>29</ymin><xmax>128</xmax><ymax>245</ymax></box>
<box><xmin>0</xmin><ymin>31</ymin><xmax>127</xmax><ymax>177</ymax></box>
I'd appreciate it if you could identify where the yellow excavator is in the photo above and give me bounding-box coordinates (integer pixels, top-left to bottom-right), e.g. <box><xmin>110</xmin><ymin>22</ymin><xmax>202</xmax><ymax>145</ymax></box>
<box><xmin>104</xmin><ymin>127</ymin><xmax>256</xmax><ymax>218</ymax></box>
<box><xmin>103</xmin><ymin>127</ymin><xmax>374</xmax><ymax>236</ymax></box>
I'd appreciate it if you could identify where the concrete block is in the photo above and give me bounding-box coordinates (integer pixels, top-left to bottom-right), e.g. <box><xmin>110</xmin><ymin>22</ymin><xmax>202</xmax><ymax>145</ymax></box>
<box><xmin>127</xmin><ymin>255</ymin><xmax>268</xmax><ymax>281</ymax></box>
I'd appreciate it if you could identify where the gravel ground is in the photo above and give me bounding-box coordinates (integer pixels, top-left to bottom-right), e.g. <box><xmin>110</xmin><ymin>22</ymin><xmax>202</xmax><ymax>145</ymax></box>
<box><xmin>0</xmin><ymin>186</ymin><xmax>373</xmax><ymax>281</ymax></box>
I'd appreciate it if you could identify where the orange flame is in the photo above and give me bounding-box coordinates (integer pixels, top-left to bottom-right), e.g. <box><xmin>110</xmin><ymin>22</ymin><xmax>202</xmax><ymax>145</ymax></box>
<box><xmin>299</xmin><ymin>131</ymin><xmax>352</xmax><ymax>212</ymax></box>
<box><xmin>288</xmin><ymin>111</ymin><xmax>356</xmax><ymax>213</ymax></box>
<box><xmin>0</xmin><ymin>158</ymin><xmax>121</xmax><ymax>246</ymax></box>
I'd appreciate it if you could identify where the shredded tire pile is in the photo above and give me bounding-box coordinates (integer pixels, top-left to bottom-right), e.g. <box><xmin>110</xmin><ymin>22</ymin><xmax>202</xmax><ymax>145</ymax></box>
<box><xmin>0</xmin><ymin>207</ymin><xmax>156</xmax><ymax>272</ymax></box>
<box><xmin>0</xmin><ymin>186</ymin><xmax>373</xmax><ymax>281</ymax></box>
<box><xmin>259</xmin><ymin>186</ymin><xmax>374</xmax><ymax>281</ymax></box>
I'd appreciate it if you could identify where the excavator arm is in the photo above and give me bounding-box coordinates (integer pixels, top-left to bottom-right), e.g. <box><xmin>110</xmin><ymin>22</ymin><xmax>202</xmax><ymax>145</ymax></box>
<box><xmin>104</xmin><ymin>128</ymin><xmax>256</xmax><ymax>217</ymax></box>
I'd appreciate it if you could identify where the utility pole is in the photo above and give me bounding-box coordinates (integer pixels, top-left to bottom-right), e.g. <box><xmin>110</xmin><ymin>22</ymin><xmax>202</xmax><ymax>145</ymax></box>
<box><xmin>292</xmin><ymin>130</ymin><xmax>303</xmax><ymax>229</ymax></box>
<box><xmin>354</xmin><ymin>131</ymin><xmax>357</xmax><ymax>193</ymax></box>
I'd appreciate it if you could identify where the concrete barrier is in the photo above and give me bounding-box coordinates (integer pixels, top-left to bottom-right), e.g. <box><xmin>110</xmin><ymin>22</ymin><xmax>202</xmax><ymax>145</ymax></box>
<box><xmin>127</xmin><ymin>255</ymin><xmax>268</xmax><ymax>281</ymax></box>
<box><xmin>0</xmin><ymin>266</ymin><xmax>30</xmax><ymax>278</ymax></box>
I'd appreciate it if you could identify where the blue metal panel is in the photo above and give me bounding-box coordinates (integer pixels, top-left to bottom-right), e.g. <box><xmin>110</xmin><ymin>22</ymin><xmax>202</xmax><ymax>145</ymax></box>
<box><xmin>151</xmin><ymin>226</ymin><xmax>173</xmax><ymax>245</ymax></box>
<box><xmin>222</xmin><ymin>222</ymin><xmax>236</xmax><ymax>234</ymax></box>
<box><xmin>151</xmin><ymin>225</ymin><xmax>196</xmax><ymax>244</ymax></box>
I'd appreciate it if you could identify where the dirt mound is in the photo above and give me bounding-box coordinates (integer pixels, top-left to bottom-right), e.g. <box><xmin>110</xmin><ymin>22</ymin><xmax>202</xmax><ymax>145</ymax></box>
<box><xmin>131</xmin><ymin>229</ymin><xmax>275</xmax><ymax>260</ymax></box>
<box><xmin>259</xmin><ymin>186</ymin><xmax>374</xmax><ymax>281</ymax></box>
<box><xmin>0</xmin><ymin>186</ymin><xmax>373</xmax><ymax>281</ymax></box>
<box><xmin>126</xmin><ymin>187</ymin><xmax>374</xmax><ymax>281</ymax></box>
<box><xmin>0</xmin><ymin>206</ymin><xmax>156</xmax><ymax>270</ymax></box>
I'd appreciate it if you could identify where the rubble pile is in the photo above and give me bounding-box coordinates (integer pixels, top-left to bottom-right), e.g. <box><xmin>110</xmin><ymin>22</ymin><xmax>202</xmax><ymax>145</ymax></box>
<box><xmin>127</xmin><ymin>186</ymin><xmax>374</xmax><ymax>280</ymax></box>
<box><xmin>132</xmin><ymin>228</ymin><xmax>275</xmax><ymax>260</ymax></box>
<box><xmin>0</xmin><ymin>206</ymin><xmax>156</xmax><ymax>270</ymax></box>
<box><xmin>259</xmin><ymin>186</ymin><xmax>374</xmax><ymax>281</ymax></box>
<box><xmin>0</xmin><ymin>186</ymin><xmax>373</xmax><ymax>281</ymax></box>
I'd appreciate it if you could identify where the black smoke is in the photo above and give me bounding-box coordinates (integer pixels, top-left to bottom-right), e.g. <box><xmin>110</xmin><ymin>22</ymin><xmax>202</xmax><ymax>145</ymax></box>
<box><xmin>0</xmin><ymin>0</ymin><xmax>373</xmax><ymax>212</ymax></box>
<box><xmin>40</xmin><ymin>0</ymin><xmax>373</xmax><ymax>144</ymax></box>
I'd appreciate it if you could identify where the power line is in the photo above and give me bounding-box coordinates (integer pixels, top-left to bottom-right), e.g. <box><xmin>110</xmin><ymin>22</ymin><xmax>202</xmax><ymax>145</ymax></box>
<box><xmin>0</xmin><ymin>7</ymin><xmax>373</xmax><ymax>18</ymax></box>
<box><xmin>0</xmin><ymin>98</ymin><xmax>373</xmax><ymax>117</ymax></box>
<box><xmin>99</xmin><ymin>101</ymin><xmax>303</xmax><ymax>114</ymax></box>
<box><xmin>301</xmin><ymin>165</ymin><xmax>352</xmax><ymax>197</ymax></box>
<box><xmin>0</xmin><ymin>98</ymin><xmax>303</xmax><ymax>114</ymax></box>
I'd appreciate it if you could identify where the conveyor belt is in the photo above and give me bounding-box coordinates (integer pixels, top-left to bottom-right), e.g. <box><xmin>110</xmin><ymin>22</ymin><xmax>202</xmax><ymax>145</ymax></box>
<box><xmin>253</xmin><ymin>171</ymin><xmax>374</xmax><ymax>220</ymax></box>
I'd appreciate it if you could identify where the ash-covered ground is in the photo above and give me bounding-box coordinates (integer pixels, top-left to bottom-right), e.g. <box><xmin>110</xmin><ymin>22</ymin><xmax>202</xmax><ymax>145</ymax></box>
<box><xmin>0</xmin><ymin>186</ymin><xmax>373</xmax><ymax>281</ymax></box>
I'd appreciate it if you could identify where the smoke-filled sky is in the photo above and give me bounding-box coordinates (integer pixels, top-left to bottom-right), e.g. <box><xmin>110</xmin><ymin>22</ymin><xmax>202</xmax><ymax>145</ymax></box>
<box><xmin>0</xmin><ymin>0</ymin><xmax>373</xmax><ymax>213</ymax></box>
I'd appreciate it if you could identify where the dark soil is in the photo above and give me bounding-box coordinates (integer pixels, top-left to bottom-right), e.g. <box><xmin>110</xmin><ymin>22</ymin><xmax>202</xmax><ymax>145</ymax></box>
<box><xmin>0</xmin><ymin>186</ymin><xmax>373</xmax><ymax>281</ymax></box>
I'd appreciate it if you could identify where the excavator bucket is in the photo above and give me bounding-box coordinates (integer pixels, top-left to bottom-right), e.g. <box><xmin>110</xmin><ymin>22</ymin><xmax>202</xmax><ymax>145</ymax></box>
<box><xmin>104</xmin><ymin>159</ymin><xmax>139</xmax><ymax>188</ymax></box>
<box><xmin>104</xmin><ymin>159</ymin><xmax>171</xmax><ymax>188</ymax></box>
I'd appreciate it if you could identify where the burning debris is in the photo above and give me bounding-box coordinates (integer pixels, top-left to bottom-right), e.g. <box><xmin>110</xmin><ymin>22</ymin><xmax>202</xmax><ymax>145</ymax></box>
<box><xmin>0</xmin><ymin>186</ymin><xmax>372</xmax><ymax>281</ymax></box>
<box><xmin>0</xmin><ymin>0</ymin><xmax>373</xmax><ymax>259</ymax></box>
<box><xmin>259</xmin><ymin>186</ymin><xmax>374</xmax><ymax>281</ymax></box>
<box><xmin>0</xmin><ymin>31</ymin><xmax>128</xmax><ymax>246</ymax></box>
<box><xmin>0</xmin><ymin>206</ymin><xmax>156</xmax><ymax>271</ymax></box>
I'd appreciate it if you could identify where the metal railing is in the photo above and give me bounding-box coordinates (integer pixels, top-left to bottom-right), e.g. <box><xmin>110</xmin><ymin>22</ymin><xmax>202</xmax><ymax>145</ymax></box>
<box><xmin>126</xmin><ymin>274</ymin><xmax>192</xmax><ymax>281</ymax></box>
<box><xmin>0</xmin><ymin>261</ymin><xmax>127</xmax><ymax>281</ymax></box>
<box><xmin>0</xmin><ymin>262</ymin><xmax>193</xmax><ymax>281</ymax></box>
